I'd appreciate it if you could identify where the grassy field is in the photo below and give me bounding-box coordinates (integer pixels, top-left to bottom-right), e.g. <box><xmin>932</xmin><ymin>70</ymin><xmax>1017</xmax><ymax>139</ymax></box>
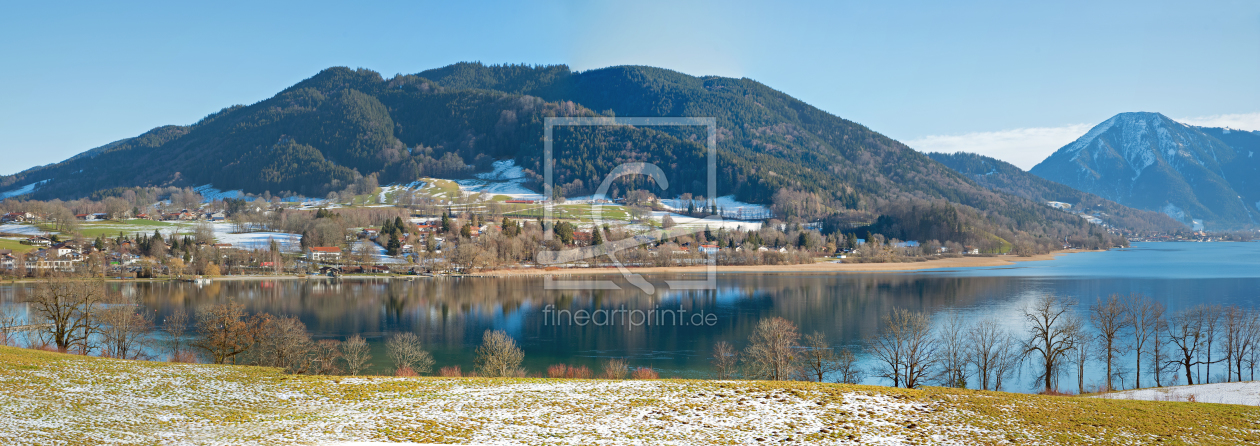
<box><xmin>1</xmin><ymin>346</ymin><xmax>1258</xmax><ymax>445</ymax></box>
<box><xmin>0</xmin><ymin>238</ymin><xmax>36</xmax><ymax>253</ymax></box>
<box><xmin>63</xmin><ymin>219</ymin><xmax>193</xmax><ymax>238</ymax></box>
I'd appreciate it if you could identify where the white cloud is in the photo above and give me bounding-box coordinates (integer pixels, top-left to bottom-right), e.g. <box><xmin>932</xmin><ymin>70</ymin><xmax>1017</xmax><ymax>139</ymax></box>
<box><xmin>904</xmin><ymin>124</ymin><xmax>1093</xmax><ymax>171</ymax></box>
<box><xmin>1175</xmin><ymin>112</ymin><xmax>1260</xmax><ymax>131</ymax></box>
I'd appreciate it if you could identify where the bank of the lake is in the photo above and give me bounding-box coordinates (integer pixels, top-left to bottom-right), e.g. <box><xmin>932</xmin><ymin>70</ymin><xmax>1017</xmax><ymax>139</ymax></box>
<box><xmin>481</xmin><ymin>249</ymin><xmax>1094</xmax><ymax>276</ymax></box>
<box><xmin>2</xmin><ymin>346</ymin><xmax>1257</xmax><ymax>446</ymax></box>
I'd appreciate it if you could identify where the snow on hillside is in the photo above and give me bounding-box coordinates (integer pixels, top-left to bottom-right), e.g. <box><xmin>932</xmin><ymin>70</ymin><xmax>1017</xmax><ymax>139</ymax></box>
<box><xmin>0</xmin><ymin>179</ymin><xmax>51</xmax><ymax>200</ymax></box>
<box><xmin>194</xmin><ymin>185</ymin><xmax>312</xmax><ymax>203</ymax></box>
<box><xmin>195</xmin><ymin>184</ymin><xmax>251</xmax><ymax>202</ymax></box>
<box><xmin>1100</xmin><ymin>382</ymin><xmax>1260</xmax><ymax>406</ymax></box>
<box><xmin>455</xmin><ymin>160</ymin><xmax>544</xmax><ymax>200</ymax></box>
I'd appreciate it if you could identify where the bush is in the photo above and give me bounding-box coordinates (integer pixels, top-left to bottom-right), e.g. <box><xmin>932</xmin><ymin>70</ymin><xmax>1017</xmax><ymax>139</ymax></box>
<box><xmin>395</xmin><ymin>366</ymin><xmax>418</xmax><ymax>377</ymax></box>
<box><xmin>631</xmin><ymin>367</ymin><xmax>659</xmax><ymax>380</ymax></box>
<box><xmin>439</xmin><ymin>366</ymin><xmax>463</xmax><ymax>377</ymax></box>
<box><xmin>474</xmin><ymin>329</ymin><xmax>525</xmax><ymax>377</ymax></box>
<box><xmin>601</xmin><ymin>358</ymin><xmax>628</xmax><ymax>379</ymax></box>
<box><xmin>547</xmin><ymin>364</ymin><xmax>593</xmax><ymax>379</ymax></box>
<box><xmin>386</xmin><ymin>332</ymin><xmax>434</xmax><ymax>375</ymax></box>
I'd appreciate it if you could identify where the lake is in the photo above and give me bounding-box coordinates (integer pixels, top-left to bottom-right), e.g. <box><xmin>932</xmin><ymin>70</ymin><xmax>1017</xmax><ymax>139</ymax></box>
<box><xmin>2</xmin><ymin>242</ymin><xmax>1258</xmax><ymax>391</ymax></box>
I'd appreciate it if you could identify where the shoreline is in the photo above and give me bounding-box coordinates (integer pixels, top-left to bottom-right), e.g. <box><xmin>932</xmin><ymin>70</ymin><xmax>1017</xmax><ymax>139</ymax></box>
<box><xmin>478</xmin><ymin>249</ymin><xmax>1096</xmax><ymax>276</ymax></box>
<box><xmin>1</xmin><ymin>249</ymin><xmax>1096</xmax><ymax>284</ymax></box>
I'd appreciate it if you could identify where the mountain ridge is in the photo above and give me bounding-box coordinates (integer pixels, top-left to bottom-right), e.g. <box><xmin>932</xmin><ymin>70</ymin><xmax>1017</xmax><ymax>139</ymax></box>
<box><xmin>0</xmin><ymin>62</ymin><xmax>1133</xmax><ymax>251</ymax></box>
<box><xmin>1030</xmin><ymin>112</ymin><xmax>1260</xmax><ymax>229</ymax></box>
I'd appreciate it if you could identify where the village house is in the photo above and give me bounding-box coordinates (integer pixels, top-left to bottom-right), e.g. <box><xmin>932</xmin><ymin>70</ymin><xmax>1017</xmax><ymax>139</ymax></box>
<box><xmin>307</xmin><ymin>246</ymin><xmax>342</xmax><ymax>262</ymax></box>
<box><xmin>22</xmin><ymin>236</ymin><xmax>52</xmax><ymax>247</ymax></box>
<box><xmin>414</xmin><ymin>219</ymin><xmax>442</xmax><ymax>233</ymax></box>
<box><xmin>1</xmin><ymin>212</ymin><xmax>34</xmax><ymax>223</ymax></box>
<box><xmin>50</xmin><ymin>242</ymin><xmax>77</xmax><ymax>258</ymax></box>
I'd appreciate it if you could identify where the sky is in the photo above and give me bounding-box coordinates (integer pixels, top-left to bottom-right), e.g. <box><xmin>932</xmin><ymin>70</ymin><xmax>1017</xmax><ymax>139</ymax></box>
<box><xmin>1</xmin><ymin>0</ymin><xmax>1257</xmax><ymax>174</ymax></box>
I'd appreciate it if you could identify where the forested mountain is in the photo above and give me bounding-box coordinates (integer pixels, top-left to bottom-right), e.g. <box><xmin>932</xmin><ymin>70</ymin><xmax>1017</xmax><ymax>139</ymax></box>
<box><xmin>1030</xmin><ymin>112</ymin><xmax>1260</xmax><ymax>230</ymax></box>
<box><xmin>0</xmin><ymin>63</ymin><xmax>1131</xmax><ymax>251</ymax></box>
<box><xmin>929</xmin><ymin>152</ymin><xmax>1186</xmax><ymax>232</ymax></box>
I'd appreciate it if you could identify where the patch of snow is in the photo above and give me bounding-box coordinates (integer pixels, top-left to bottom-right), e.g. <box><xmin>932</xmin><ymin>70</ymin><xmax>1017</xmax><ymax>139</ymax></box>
<box><xmin>1162</xmin><ymin>203</ymin><xmax>1187</xmax><ymax>223</ymax></box>
<box><xmin>194</xmin><ymin>184</ymin><xmax>310</xmax><ymax>203</ymax></box>
<box><xmin>211</xmin><ymin>223</ymin><xmax>302</xmax><ymax>252</ymax></box>
<box><xmin>1099</xmin><ymin>381</ymin><xmax>1260</xmax><ymax>406</ymax></box>
<box><xmin>195</xmin><ymin>184</ymin><xmax>250</xmax><ymax>203</ymax></box>
<box><xmin>1065</xmin><ymin>115</ymin><xmax>1119</xmax><ymax>158</ymax></box>
<box><xmin>0</xmin><ymin>224</ymin><xmax>45</xmax><ymax>235</ymax></box>
<box><xmin>658</xmin><ymin>195</ymin><xmax>772</xmax><ymax>221</ymax></box>
<box><xmin>350</xmin><ymin>241</ymin><xmax>406</xmax><ymax>264</ymax></box>
<box><xmin>0</xmin><ymin>179</ymin><xmax>51</xmax><ymax>200</ymax></box>
<box><xmin>474</xmin><ymin>159</ymin><xmax>526</xmax><ymax>181</ymax></box>
<box><xmin>651</xmin><ymin>211</ymin><xmax>762</xmax><ymax>231</ymax></box>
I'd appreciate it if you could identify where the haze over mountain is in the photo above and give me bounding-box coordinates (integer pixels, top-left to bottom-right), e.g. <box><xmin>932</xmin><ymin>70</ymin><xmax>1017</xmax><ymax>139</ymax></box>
<box><xmin>1030</xmin><ymin>112</ymin><xmax>1260</xmax><ymax>230</ymax></box>
<box><xmin>0</xmin><ymin>62</ymin><xmax>1131</xmax><ymax>251</ymax></box>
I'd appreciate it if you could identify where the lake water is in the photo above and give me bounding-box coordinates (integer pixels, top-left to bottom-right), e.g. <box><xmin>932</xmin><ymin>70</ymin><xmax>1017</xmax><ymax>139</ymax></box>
<box><xmin>2</xmin><ymin>242</ymin><xmax>1258</xmax><ymax>391</ymax></box>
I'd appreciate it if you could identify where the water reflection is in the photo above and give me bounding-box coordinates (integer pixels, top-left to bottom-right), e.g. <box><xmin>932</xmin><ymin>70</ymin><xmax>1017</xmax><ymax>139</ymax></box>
<box><xmin>1</xmin><ymin>242</ymin><xmax>1258</xmax><ymax>391</ymax></box>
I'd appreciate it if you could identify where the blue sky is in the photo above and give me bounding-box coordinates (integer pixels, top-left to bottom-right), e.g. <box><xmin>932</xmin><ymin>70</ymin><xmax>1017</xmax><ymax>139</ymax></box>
<box><xmin>1</xmin><ymin>0</ymin><xmax>1257</xmax><ymax>174</ymax></box>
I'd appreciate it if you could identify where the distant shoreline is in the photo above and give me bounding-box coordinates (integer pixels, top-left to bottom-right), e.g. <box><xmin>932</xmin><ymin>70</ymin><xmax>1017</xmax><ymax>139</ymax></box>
<box><xmin>0</xmin><ymin>250</ymin><xmax>1097</xmax><ymax>285</ymax></box>
<box><xmin>478</xmin><ymin>249</ymin><xmax>1095</xmax><ymax>276</ymax></box>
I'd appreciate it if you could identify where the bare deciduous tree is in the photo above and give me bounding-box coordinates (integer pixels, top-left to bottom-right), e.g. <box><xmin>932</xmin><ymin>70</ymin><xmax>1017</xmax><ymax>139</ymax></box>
<box><xmin>1072</xmin><ymin>333</ymin><xmax>1089</xmax><ymax>394</ymax></box>
<box><xmin>252</xmin><ymin>316</ymin><xmax>314</xmax><ymax>374</ymax></box>
<box><xmin>474</xmin><ymin>329</ymin><xmax>524</xmax><ymax>377</ymax></box>
<box><xmin>711</xmin><ymin>341</ymin><xmax>739</xmax><ymax>379</ymax></box>
<box><xmin>311</xmin><ymin>339</ymin><xmax>343</xmax><ymax>375</ymax></box>
<box><xmin>1223</xmin><ymin>306</ymin><xmax>1246</xmax><ymax>382</ymax></box>
<box><xmin>1149</xmin><ymin>311</ymin><xmax>1173</xmax><ymax>387</ymax></box>
<box><xmin>869</xmin><ymin>308</ymin><xmax>936</xmax><ymax>388</ymax></box>
<box><xmin>164</xmin><ymin>308</ymin><xmax>191</xmax><ymax>362</ymax></box>
<box><xmin>98</xmin><ymin>293</ymin><xmax>153</xmax><ymax>360</ymax></box>
<box><xmin>0</xmin><ymin>305</ymin><xmax>22</xmax><ymax>347</ymax></box>
<box><xmin>387</xmin><ymin>332</ymin><xmax>434</xmax><ymax>375</ymax></box>
<box><xmin>30</xmin><ymin>277</ymin><xmax>107</xmax><ymax>353</ymax></box>
<box><xmin>743</xmin><ymin>317</ymin><xmax>800</xmax><ymax>381</ymax></box>
<box><xmin>799</xmin><ymin>332</ymin><xmax>841</xmax><ymax>382</ymax></box>
<box><xmin>934</xmin><ymin>313</ymin><xmax>970</xmax><ymax>388</ymax></box>
<box><xmin>1089</xmin><ymin>294</ymin><xmax>1129</xmax><ymax>391</ymax></box>
<box><xmin>1167</xmin><ymin>305</ymin><xmax>1211</xmax><ymax>385</ymax></box>
<box><xmin>1022</xmin><ymin>294</ymin><xmax>1082</xmax><ymax>393</ymax></box>
<box><xmin>835</xmin><ymin>347</ymin><xmax>864</xmax><ymax>385</ymax></box>
<box><xmin>1200</xmin><ymin>304</ymin><xmax>1223</xmax><ymax>383</ymax></box>
<box><xmin>193</xmin><ymin>301</ymin><xmax>266</xmax><ymax>364</ymax></box>
<box><xmin>340</xmin><ymin>335</ymin><xmax>371</xmax><ymax>376</ymax></box>
<box><xmin>1123</xmin><ymin>293</ymin><xmax>1163</xmax><ymax>389</ymax></box>
<box><xmin>968</xmin><ymin>318</ymin><xmax>1021</xmax><ymax>391</ymax></box>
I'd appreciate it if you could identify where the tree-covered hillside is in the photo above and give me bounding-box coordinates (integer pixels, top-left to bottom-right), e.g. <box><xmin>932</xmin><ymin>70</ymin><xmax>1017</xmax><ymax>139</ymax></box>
<box><xmin>929</xmin><ymin>152</ymin><xmax>1187</xmax><ymax>233</ymax></box>
<box><xmin>0</xmin><ymin>63</ymin><xmax>1137</xmax><ymax>251</ymax></box>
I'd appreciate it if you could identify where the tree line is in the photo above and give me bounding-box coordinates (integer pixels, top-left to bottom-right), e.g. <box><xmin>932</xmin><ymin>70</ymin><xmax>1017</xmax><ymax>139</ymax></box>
<box><xmin>711</xmin><ymin>293</ymin><xmax>1260</xmax><ymax>394</ymax></box>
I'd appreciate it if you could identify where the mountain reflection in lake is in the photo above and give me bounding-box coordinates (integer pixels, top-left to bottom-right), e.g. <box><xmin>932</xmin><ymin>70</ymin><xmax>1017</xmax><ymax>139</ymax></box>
<box><xmin>2</xmin><ymin>242</ymin><xmax>1258</xmax><ymax>392</ymax></box>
